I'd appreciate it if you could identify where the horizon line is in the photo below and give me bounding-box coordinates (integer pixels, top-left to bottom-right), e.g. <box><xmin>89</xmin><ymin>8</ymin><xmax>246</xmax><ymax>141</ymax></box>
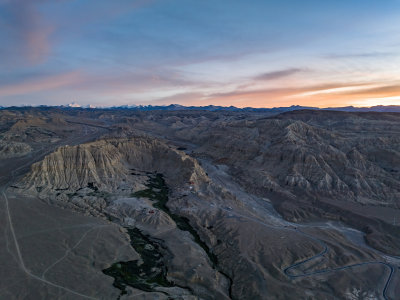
<box><xmin>0</xmin><ymin>103</ymin><xmax>399</xmax><ymax>110</ymax></box>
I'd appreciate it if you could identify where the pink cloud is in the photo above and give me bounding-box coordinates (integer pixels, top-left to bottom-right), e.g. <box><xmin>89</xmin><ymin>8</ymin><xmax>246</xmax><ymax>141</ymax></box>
<box><xmin>2</xmin><ymin>0</ymin><xmax>54</xmax><ymax>64</ymax></box>
<box><xmin>0</xmin><ymin>71</ymin><xmax>82</xmax><ymax>97</ymax></box>
<box><xmin>24</xmin><ymin>18</ymin><xmax>54</xmax><ymax>64</ymax></box>
<box><xmin>2</xmin><ymin>0</ymin><xmax>154</xmax><ymax>65</ymax></box>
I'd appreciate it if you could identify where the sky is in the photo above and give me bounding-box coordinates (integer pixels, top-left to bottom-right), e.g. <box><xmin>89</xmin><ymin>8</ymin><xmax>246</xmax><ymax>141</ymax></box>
<box><xmin>0</xmin><ymin>0</ymin><xmax>400</xmax><ymax>108</ymax></box>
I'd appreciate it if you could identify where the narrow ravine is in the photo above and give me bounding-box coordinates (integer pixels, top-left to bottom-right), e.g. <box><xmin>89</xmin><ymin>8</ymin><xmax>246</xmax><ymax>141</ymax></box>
<box><xmin>133</xmin><ymin>174</ymin><xmax>219</xmax><ymax>265</ymax></box>
<box><xmin>132</xmin><ymin>173</ymin><xmax>233</xmax><ymax>299</ymax></box>
<box><xmin>102</xmin><ymin>173</ymin><xmax>233</xmax><ymax>299</ymax></box>
<box><xmin>102</xmin><ymin>227</ymin><xmax>174</xmax><ymax>299</ymax></box>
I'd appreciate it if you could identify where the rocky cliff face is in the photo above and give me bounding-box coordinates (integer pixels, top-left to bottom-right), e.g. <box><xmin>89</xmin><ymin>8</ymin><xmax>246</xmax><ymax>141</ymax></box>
<box><xmin>173</xmin><ymin>112</ymin><xmax>400</xmax><ymax>254</ymax></box>
<box><xmin>18</xmin><ymin>137</ymin><xmax>208</xmax><ymax>214</ymax></box>
<box><xmin>23</xmin><ymin>141</ymin><xmax>124</xmax><ymax>192</ymax></box>
<box><xmin>182</xmin><ymin>116</ymin><xmax>400</xmax><ymax>208</ymax></box>
<box><xmin>16</xmin><ymin>137</ymin><xmax>231</xmax><ymax>299</ymax></box>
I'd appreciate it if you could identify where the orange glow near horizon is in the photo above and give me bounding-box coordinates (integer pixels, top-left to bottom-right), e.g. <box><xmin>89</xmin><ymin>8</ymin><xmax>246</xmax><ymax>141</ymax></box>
<box><xmin>0</xmin><ymin>68</ymin><xmax>398</xmax><ymax>108</ymax></box>
<box><xmin>189</xmin><ymin>83</ymin><xmax>400</xmax><ymax>108</ymax></box>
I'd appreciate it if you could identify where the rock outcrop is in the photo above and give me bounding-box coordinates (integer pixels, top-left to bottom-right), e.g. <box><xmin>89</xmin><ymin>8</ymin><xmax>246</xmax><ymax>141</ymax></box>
<box><xmin>18</xmin><ymin>137</ymin><xmax>208</xmax><ymax>214</ymax></box>
<box><xmin>0</xmin><ymin>141</ymin><xmax>32</xmax><ymax>158</ymax></box>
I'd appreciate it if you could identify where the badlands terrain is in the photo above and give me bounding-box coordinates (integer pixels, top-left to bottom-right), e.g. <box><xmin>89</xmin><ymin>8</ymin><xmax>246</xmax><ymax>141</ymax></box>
<box><xmin>0</xmin><ymin>106</ymin><xmax>399</xmax><ymax>300</ymax></box>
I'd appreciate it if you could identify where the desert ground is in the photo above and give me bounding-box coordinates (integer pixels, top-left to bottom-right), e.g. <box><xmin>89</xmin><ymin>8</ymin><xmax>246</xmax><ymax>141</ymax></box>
<box><xmin>0</xmin><ymin>107</ymin><xmax>399</xmax><ymax>299</ymax></box>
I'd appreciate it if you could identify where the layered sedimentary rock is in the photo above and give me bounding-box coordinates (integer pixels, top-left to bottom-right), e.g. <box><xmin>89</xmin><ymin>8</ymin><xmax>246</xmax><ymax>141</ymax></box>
<box><xmin>21</xmin><ymin>138</ymin><xmax>206</xmax><ymax>193</ymax></box>
<box><xmin>16</xmin><ymin>137</ymin><xmax>230</xmax><ymax>299</ymax></box>
<box><xmin>172</xmin><ymin>111</ymin><xmax>400</xmax><ymax>254</ymax></box>
<box><xmin>181</xmin><ymin>117</ymin><xmax>400</xmax><ymax>208</ymax></box>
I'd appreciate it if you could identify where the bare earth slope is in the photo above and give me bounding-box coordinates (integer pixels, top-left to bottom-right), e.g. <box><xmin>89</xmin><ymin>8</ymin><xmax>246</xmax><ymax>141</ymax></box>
<box><xmin>162</xmin><ymin>110</ymin><xmax>400</xmax><ymax>255</ymax></box>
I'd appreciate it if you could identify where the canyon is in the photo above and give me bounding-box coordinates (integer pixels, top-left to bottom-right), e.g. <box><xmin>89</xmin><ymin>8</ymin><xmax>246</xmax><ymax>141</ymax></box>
<box><xmin>0</xmin><ymin>107</ymin><xmax>399</xmax><ymax>299</ymax></box>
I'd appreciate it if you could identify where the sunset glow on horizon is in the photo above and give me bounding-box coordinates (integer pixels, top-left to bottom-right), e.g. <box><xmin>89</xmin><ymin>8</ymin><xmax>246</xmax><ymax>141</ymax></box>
<box><xmin>1</xmin><ymin>0</ymin><xmax>399</xmax><ymax>108</ymax></box>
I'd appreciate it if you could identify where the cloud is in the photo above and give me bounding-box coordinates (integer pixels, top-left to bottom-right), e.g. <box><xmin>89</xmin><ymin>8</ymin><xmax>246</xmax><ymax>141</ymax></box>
<box><xmin>200</xmin><ymin>81</ymin><xmax>385</xmax><ymax>108</ymax></box>
<box><xmin>332</xmin><ymin>83</ymin><xmax>400</xmax><ymax>97</ymax></box>
<box><xmin>135</xmin><ymin>80</ymin><xmax>400</xmax><ymax>108</ymax></box>
<box><xmin>0</xmin><ymin>71</ymin><xmax>82</xmax><ymax>97</ymax></box>
<box><xmin>208</xmin><ymin>82</ymin><xmax>370</xmax><ymax>99</ymax></box>
<box><xmin>67</xmin><ymin>68</ymin><xmax>200</xmax><ymax>96</ymax></box>
<box><xmin>253</xmin><ymin>68</ymin><xmax>304</xmax><ymax>81</ymax></box>
<box><xmin>147</xmin><ymin>92</ymin><xmax>207</xmax><ymax>105</ymax></box>
<box><xmin>0</xmin><ymin>67</ymin><xmax>204</xmax><ymax>106</ymax></box>
<box><xmin>0</xmin><ymin>0</ymin><xmax>54</xmax><ymax>64</ymax></box>
<box><xmin>324</xmin><ymin>52</ymin><xmax>393</xmax><ymax>59</ymax></box>
<box><xmin>0</xmin><ymin>0</ymin><xmax>153</xmax><ymax>67</ymax></box>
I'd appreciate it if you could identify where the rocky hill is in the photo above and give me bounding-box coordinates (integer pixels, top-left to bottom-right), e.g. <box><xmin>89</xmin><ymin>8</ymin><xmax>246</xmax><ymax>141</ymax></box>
<box><xmin>18</xmin><ymin>137</ymin><xmax>208</xmax><ymax>215</ymax></box>
<box><xmin>173</xmin><ymin>111</ymin><xmax>400</xmax><ymax>254</ymax></box>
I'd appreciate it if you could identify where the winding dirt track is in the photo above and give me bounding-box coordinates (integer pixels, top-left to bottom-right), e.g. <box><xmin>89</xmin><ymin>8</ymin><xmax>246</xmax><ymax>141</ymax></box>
<box><xmin>200</xmin><ymin>158</ymin><xmax>398</xmax><ymax>300</ymax></box>
<box><xmin>283</xmin><ymin>229</ymin><xmax>395</xmax><ymax>300</ymax></box>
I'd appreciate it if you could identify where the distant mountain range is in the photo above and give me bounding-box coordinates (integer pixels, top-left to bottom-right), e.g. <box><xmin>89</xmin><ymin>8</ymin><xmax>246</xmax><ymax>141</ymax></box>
<box><xmin>1</xmin><ymin>104</ymin><xmax>399</xmax><ymax>113</ymax></box>
<box><xmin>321</xmin><ymin>105</ymin><xmax>400</xmax><ymax>112</ymax></box>
<box><xmin>74</xmin><ymin>103</ymin><xmax>400</xmax><ymax>112</ymax></box>
<box><xmin>94</xmin><ymin>104</ymin><xmax>400</xmax><ymax>113</ymax></box>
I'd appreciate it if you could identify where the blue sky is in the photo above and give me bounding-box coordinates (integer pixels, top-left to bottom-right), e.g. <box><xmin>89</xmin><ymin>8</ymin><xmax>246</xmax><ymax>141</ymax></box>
<box><xmin>1</xmin><ymin>0</ymin><xmax>399</xmax><ymax>107</ymax></box>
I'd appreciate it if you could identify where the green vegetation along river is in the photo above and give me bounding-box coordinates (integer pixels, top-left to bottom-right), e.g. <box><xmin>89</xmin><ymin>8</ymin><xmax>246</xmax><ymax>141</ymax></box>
<box><xmin>102</xmin><ymin>227</ymin><xmax>173</xmax><ymax>298</ymax></box>
<box><xmin>103</xmin><ymin>173</ymin><xmax>232</xmax><ymax>299</ymax></box>
<box><xmin>132</xmin><ymin>173</ymin><xmax>218</xmax><ymax>266</ymax></box>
